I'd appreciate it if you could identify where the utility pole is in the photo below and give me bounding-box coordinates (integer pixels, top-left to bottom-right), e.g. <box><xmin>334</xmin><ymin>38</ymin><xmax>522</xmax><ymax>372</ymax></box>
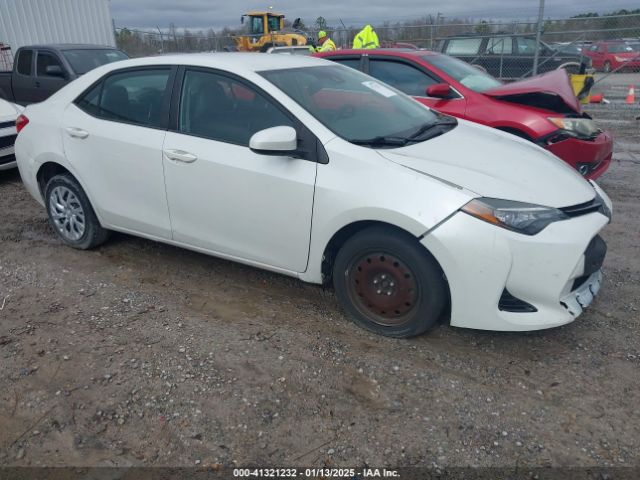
<box><xmin>532</xmin><ymin>0</ymin><xmax>545</xmax><ymax>75</ymax></box>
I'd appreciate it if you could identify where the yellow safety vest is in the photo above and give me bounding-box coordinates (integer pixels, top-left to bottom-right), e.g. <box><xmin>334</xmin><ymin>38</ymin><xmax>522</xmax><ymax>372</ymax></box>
<box><xmin>353</xmin><ymin>25</ymin><xmax>379</xmax><ymax>49</ymax></box>
<box><xmin>317</xmin><ymin>38</ymin><xmax>337</xmax><ymax>52</ymax></box>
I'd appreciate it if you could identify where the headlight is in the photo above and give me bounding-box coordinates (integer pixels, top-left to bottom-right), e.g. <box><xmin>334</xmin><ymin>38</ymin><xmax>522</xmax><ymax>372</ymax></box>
<box><xmin>547</xmin><ymin>117</ymin><xmax>601</xmax><ymax>140</ymax></box>
<box><xmin>614</xmin><ymin>56</ymin><xmax>629</xmax><ymax>62</ymax></box>
<box><xmin>461</xmin><ymin>198</ymin><xmax>569</xmax><ymax>235</ymax></box>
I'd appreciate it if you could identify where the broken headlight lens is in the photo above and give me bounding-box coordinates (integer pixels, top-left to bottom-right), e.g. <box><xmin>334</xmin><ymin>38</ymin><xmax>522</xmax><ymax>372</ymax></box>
<box><xmin>547</xmin><ymin>117</ymin><xmax>601</xmax><ymax>140</ymax></box>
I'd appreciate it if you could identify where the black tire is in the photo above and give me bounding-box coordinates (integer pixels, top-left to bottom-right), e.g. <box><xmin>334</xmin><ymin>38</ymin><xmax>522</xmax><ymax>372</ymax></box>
<box><xmin>44</xmin><ymin>174</ymin><xmax>109</xmax><ymax>250</ymax></box>
<box><xmin>333</xmin><ymin>226</ymin><xmax>448</xmax><ymax>338</ymax></box>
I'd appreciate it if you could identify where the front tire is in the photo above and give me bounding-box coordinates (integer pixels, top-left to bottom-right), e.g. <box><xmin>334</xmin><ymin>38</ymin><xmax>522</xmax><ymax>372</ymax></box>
<box><xmin>333</xmin><ymin>226</ymin><xmax>448</xmax><ymax>338</ymax></box>
<box><xmin>45</xmin><ymin>174</ymin><xmax>109</xmax><ymax>249</ymax></box>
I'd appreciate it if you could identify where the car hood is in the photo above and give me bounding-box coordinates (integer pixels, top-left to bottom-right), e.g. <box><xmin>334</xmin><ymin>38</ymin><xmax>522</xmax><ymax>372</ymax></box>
<box><xmin>483</xmin><ymin>69</ymin><xmax>581</xmax><ymax>114</ymax></box>
<box><xmin>378</xmin><ymin>121</ymin><xmax>596</xmax><ymax>208</ymax></box>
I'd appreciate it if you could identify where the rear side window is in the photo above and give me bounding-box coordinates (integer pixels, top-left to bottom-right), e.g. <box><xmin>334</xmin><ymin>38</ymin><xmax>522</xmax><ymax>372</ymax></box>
<box><xmin>444</xmin><ymin>38</ymin><xmax>482</xmax><ymax>55</ymax></box>
<box><xmin>76</xmin><ymin>68</ymin><xmax>171</xmax><ymax>128</ymax></box>
<box><xmin>16</xmin><ymin>50</ymin><xmax>33</xmax><ymax>75</ymax></box>
<box><xmin>368</xmin><ymin>60</ymin><xmax>438</xmax><ymax>96</ymax></box>
<box><xmin>178</xmin><ymin>69</ymin><xmax>294</xmax><ymax>146</ymax></box>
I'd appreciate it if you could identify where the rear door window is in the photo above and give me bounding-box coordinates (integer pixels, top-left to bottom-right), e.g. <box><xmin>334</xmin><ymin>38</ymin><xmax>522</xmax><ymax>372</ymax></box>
<box><xmin>444</xmin><ymin>38</ymin><xmax>482</xmax><ymax>55</ymax></box>
<box><xmin>16</xmin><ymin>49</ymin><xmax>33</xmax><ymax>75</ymax></box>
<box><xmin>487</xmin><ymin>37</ymin><xmax>513</xmax><ymax>55</ymax></box>
<box><xmin>75</xmin><ymin>68</ymin><xmax>171</xmax><ymax>129</ymax></box>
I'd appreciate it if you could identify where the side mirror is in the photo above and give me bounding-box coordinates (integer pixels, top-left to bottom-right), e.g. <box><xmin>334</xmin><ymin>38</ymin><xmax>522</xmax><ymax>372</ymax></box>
<box><xmin>426</xmin><ymin>83</ymin><xmax>452</xmax><ymax>98</ymax></box>
<box><xmin>45</xmin><ymin>65</ymin><xmax>65</xmax><ymax>78</ymax></box>
<box><xmin>249</xmin><ymin>126</ymin><xmax>298</xmax><ymax>156</ymax></box>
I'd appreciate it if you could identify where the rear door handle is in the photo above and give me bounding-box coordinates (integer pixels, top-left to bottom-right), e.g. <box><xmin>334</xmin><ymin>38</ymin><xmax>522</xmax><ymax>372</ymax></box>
<box><xmin>65</xmin><ymin>127</ymin><xmax>89</xmax><ymax>139</ymax></box>
<box><xmin>164</xmin><ymin>149</ymin><xmax>198</xmax><ymax>164</ymax></box>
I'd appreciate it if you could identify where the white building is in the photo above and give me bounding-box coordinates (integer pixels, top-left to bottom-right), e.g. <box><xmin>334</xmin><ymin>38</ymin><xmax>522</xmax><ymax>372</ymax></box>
<box><xmin>0</xmin><ymin>0</ymin><xmax>116</xmax><ymax>53</ymax></box>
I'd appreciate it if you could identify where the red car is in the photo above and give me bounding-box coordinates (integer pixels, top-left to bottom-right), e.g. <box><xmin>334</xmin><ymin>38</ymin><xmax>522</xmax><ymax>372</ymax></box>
<box><xmin>315</xmin><ymin>49</ymin><xmax>612</xmax><ymax>179</ymax></box>
<box><xmin>584</xmin><ymin>41</ymin><xmax>640</xmax><ymax>72</ymax></box>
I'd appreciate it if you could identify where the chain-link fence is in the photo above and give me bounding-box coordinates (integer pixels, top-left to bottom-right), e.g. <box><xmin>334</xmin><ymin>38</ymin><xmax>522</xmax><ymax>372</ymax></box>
<box><xmin>115</xmin><ymin>13</ymin><xmax>640</xmax><ymax>81</ymax></box>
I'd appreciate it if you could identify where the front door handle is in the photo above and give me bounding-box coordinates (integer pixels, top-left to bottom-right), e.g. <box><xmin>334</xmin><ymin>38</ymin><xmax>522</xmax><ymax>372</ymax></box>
<box><xmin>65</xmin><ymin>127</ymin><xmax>89</xmax><ymax>139</ymax></box>
<box><xmin>164</xmin><ymin>149</ymin><xmax>198</xmax><ymax>164</ymax></box>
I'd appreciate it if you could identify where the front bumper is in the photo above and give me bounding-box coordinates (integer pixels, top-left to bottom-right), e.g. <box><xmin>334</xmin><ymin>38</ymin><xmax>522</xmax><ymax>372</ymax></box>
<box><xmin>421</xmin><ymin>209</ymin><xmax>610</xmax><ymax>331</ymax></box>
<box><xmin>543</xmin><ymin>130</ymin><xmax>613</xmax><ymax>180</ymax></box>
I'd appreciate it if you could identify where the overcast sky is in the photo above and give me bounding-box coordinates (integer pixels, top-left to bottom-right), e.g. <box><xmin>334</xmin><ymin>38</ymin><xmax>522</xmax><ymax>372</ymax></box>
<box><xmin>109</xmin><ymin>0</ymin><xmax>639</xmax><ymax>30</ymax></box>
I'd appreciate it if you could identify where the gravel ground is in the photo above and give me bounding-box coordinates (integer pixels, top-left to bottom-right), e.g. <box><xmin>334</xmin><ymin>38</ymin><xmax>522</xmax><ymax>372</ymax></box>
<box><xmin>0</xmin><ymin>107</ymin><xmax>638</xmax><ymax>470</ymax></box>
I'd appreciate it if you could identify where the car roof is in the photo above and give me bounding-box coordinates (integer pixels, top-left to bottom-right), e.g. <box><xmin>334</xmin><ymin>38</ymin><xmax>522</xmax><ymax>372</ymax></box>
<box><xmin>102</xmin><ymin>52</ymin><xmax>329</xmax><ymax>73</ymax></box>
<box><xmin>21</xmin><ymin>44</ymin><xmax>121</xmax><ymax>51</ymax></box>
<box><xmin>319</xmin><ymin>48</ymin><xmax>439</xmax><ymax>57</ymax></box>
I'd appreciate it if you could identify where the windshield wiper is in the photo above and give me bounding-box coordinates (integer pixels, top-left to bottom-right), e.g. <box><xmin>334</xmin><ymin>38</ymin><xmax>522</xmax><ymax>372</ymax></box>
<box><xmin>407</xmin><ymin>118</ymin><xmax>458</xmax><ymax>141</ymax></box>
<box><xmin>350</xmin><ymin>136</ymin><xmax>414</xmax><ymax>148</ymax></box>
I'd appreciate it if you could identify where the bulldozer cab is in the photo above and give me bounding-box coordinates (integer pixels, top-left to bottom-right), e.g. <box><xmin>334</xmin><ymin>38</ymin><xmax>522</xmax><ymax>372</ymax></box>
<box><xmin>242</xmin><ymin>12</ymin><xmax>285</xmax><ymax>36</ymax></box>
<box><xmin>235</xmin><ymin>12</ymin><xmax>307</xmax><ymax>52</ymax></box>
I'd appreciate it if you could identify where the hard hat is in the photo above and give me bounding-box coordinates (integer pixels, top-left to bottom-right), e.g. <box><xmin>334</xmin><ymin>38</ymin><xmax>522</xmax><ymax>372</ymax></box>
<box><xmin>318</xmin><ymin>30</ymin><xmax>327</xmax><ymax>39</ymax></box>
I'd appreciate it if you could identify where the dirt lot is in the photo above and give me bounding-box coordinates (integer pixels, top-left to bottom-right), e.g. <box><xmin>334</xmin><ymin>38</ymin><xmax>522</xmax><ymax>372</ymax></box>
<box><xmin>0</xmin><ymin>107</ymin><xmax>639</xmax><ymax>470</ymax></box>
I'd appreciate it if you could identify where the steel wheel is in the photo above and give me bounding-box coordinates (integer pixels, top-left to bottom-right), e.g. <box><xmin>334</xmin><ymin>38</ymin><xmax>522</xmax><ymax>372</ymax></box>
<box><xmin>48</xmin><ymin>186</ymin><xmax>86</xmax><ymax>242</ymax></box>
<box><xmin>346</xmin><ymin>251</ymin><xmax>420</xmax><ymax>327</ymax></box>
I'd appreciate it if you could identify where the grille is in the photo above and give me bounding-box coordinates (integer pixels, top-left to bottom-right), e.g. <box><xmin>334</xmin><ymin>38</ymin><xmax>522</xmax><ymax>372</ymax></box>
<box><xmin>0</xmin><ymin>134</ymin><xmax>17</xmax><ymax>150</ymax></box>
<box><xmin>0</xmin><ymin>154</ymin><xmax>16</xmax><ymax>166</ymax></box>
<box><xmin>498</xmin><ymin>289</ymin><xmax>538</xmax><ymax>313</ymax></box>
<box><xmin>560</xmin><ymin>198</ymin><xmax>602</xmax><ymax>218</ymax></box>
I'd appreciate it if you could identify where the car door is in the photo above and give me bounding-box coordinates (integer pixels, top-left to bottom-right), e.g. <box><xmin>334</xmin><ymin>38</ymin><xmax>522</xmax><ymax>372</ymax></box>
<box><xmin>12</xmin><ymin>49</ymin><xmax>39</xmax><ymax>105</ymax></box>
<box><xmin>587</xmin><ymin>44</ymin><xmax>603</xmax><ymax>69</ymax></box>
<box><xmin>62</xmin><ymin>66</ymin><xmax>175</xmax><ymax>239</ymax></box>
<box><xmin>161</xmin><ymin>68</ymin><xmax>317</xmax><ymax>272</ymax></box>
<box><xmin>365</xmin><ymin>57</ymin><xmax>467</xmax><ymax>117</ymax></box>
<box><xmin>34</xmin><ymin>50</ymin><xmax>68</xmax><ymax>102</ymax></box>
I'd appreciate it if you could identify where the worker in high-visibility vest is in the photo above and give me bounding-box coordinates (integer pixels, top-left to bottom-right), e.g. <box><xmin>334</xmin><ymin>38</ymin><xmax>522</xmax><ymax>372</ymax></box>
<box><xmin>309</xmin><ymin>31</ymin><xmax>336</xmax><ymax>52</ymax></box>
<box><xmin>353</xmin><ymin>24</ymin><xmax>380</xmax><ymax>49</ymax></box>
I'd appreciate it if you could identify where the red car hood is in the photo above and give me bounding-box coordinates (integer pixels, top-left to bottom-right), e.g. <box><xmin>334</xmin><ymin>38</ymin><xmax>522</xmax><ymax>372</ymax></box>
<box><xmin>483</xmin><ymin>69</ymin><xmax>581</xmax><ymax>114</ymax></box>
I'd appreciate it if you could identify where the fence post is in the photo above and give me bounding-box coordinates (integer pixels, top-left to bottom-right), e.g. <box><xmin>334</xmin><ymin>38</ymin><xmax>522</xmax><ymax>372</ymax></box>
<box><xmin>532</xmin><ymin>0</ymin><xmax>545</xmax><ymax>75</ymax></box>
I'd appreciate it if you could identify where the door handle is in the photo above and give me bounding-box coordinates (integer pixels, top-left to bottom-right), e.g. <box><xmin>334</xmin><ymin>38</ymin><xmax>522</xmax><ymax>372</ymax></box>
<box><xmin>65</xmin><ymin>127</ymin><xmax>89</xmax><ymax>139</ymax></box>
<box><xmin>164</xmin><ymin>149</ymin><xmax>198</xmax><ymax>164</ymax></box>
<box><xmin>35</xmin><ymin>81</ymin><xmax>41</xmax><ymax>88</ymax></box>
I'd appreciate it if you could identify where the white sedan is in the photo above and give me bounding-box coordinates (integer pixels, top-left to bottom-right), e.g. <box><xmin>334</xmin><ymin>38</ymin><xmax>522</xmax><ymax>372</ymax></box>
<box><xmin>0</xmin><ymin>98</ymin><xmax>23</xmax><ymax>171</ymax></box>
<box><xmin>14</xmin><ymin>54</ymin><xmax>612</xmax><ymax>337</ymax></box>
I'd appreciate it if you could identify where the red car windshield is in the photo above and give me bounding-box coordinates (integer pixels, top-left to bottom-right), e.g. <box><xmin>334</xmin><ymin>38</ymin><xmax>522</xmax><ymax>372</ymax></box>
<box><xmin>607</xmin><ymin>43</ymin><xmax>635</xmax><ymax>53</ymax></box>
<box><xmin>425</xmin><ymin>54</ymin><xmax>502</xmax><ymax>93</ymax></box>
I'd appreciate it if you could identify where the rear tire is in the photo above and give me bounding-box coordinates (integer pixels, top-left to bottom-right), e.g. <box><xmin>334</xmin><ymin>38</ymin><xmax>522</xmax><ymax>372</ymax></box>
<box><xmin>45</xmin><ymin>174</ymin><xmax>109</xmax><ymax>250</ymax></box>
<box><xmin>333</xmin><ymin>226</ymin><xmax>447</xmax><ymax>338</ymax></box>
<box><xmin>603</xmin><ymin>61</ymin><xmax>611</xmax><ymax>73</ymax></box>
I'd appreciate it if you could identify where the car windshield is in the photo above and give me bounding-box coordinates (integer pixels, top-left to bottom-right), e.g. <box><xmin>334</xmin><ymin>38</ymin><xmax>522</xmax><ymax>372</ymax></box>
<box><xmin>62</xmin><ymin>49</ymin><xmax>128</xmax><ymax>75</ymax></box>
<box><xmin>425</xmin><ymin>54</ymin><xmax>502</xmax><ymax>92</ymax></box>
<box><xmin>260</xmin><ymin>64</ymin><xmax>454</xmax><ymax>146</ymax></box>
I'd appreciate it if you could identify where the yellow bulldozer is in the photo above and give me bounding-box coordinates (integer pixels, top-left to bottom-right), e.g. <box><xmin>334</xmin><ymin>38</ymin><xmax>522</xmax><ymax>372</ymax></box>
<box><xmin>233</xmin><ymin>12</ymin><xmax>309</xmax><ymax>52</ymax></box>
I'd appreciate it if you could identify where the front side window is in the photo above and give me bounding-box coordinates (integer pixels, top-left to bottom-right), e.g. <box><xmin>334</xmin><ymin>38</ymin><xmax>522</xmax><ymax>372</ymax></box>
<box><xmin>75</xmin><ymin>68</ymin><xmax>170</xmax><ymax>128</ymax></box>
<box><xmin>36</xmin><ymin>52</ymin><xmax>63</xmax><ymax>77</ymax></box>
<box><xmin>369</xmin><ymin>60</ymin><xmax>438</xmax><ymax>97</ymax></box>
<box><xmin>261</xmin><ymin>64</ymin><xmax>446</xmax><ymax>145</ymax></box>
<box><xmin>178</xmin><ymin>69</ymin><xmax>294</xmax><ymax>146</ymax></box>
<box><xmin>445</xmin><ymin>38</ymin><xmax>482</xmax><ymax>56</ymax></box>
<box><xmin>331</xmin><ymin>58</ymin><xmax>362</xmax><ymax>70</ymax></box>
<box><xmin>607</xmin><ymin>44</ymin><xmax>634</xmax><ymax>53</ymax></box>
<box><xmin>62</xmin><ymin>49</ymin><xmax>128</xmax><ymax>75</ymax></box>
<box><xmin>487</xmin><ymin>37</ymin><xmax>513</xmax><ymax>55</ymax></box>
<box><xmin>267</xmin><ymin>16</ymin><xmax>280</xmax><ymax>32</ymax></box>
<box><xmin>16</xmin><ymin>50</ymin><xmax>33</xmax><ymax>75</ymax></box>
<box><xmin>426</xmin><ymin>54</ymin><xmax>502</xmax><ymax>92</ymax></box>
<box><xmin>251</xmin><ymin>17</ymin><xmax>264</xmax><ymax>35</ymax></box>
